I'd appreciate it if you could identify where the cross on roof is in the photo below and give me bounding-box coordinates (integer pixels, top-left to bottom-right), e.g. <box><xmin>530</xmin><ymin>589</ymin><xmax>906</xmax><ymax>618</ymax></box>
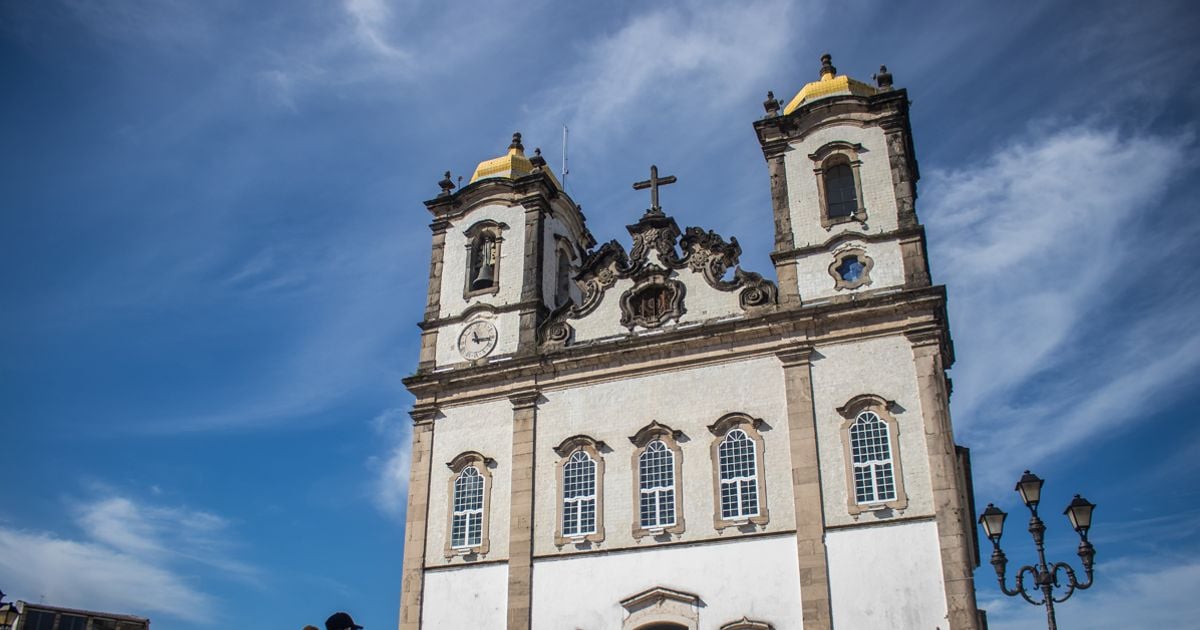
<box><xmin>632</xmin><ymin>165</ymin><xmax>677</xmax><ymax>214</ymax></box>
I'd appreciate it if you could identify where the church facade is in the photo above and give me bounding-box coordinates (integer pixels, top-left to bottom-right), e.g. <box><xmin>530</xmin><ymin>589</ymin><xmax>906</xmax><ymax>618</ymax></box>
<box><xmin>399</xmin><ymin>55</ymin><xmax>984</xmax><ymax>630</ymax></box>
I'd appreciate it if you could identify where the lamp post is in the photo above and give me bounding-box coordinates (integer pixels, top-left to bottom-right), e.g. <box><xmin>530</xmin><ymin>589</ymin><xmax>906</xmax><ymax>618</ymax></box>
<box><xmin>979</xmin><ymin>471</ymin><xmax>1096</xmax><ymax>630</ymax></box>
<box><xmin>0</xmin><ymin>590</ymin><xmax>19</xmax><ymax>630</ymax></box>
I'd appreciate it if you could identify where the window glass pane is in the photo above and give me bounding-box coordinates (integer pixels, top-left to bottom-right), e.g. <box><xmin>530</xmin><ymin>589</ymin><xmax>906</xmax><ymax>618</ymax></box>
<box><xmin>451</xmin><ymin>465</ymin><xmax>485</xmax><ymax>548</ymax></box>
<box><xmin>22</xmin><ymin>611</ymin><xmax>57</xmax><ymax>630</ymax></box>
<box><xmin>851</xmin><ymin>411</ymin><xmax>895</xmax><ymax>504</ymax></box>
<box><xmin>93</xmin><ymin>620</ymin><xmax>119</xmax><ymax>630</ymax></box>
<box><xmin>59</xmin><ymin>615</ymin><xmax>88</xmax><ymax>630</ymax></box>
<box><xmin>718</xmin><ymin>429</ymin><xmax>758</xmax><ymax>518</ymax></box>
<box><xmin>825</xmin><ymin>163</ymin><xmax>857</xmax><ymax>218</ymax></box>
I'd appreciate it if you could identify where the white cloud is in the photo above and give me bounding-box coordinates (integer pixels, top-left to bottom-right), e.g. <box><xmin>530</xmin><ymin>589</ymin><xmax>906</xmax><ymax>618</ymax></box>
<box><xmin>367</xmin><ymin>407</ymin><xmax>414</xmax><ymax>518</ymax></box>
<box><xmin>0</xmin><ymin>492</ymin><xmax>253</xmax><ymax>622</ymax></box>
<box><xmin>526</xmin><ymin>0</ymin><xmax>800</xmax><ymax>152</ymax></box>
<box><xmin>923</xmin><ymin>125</ymin><xmax>1200</xmax><ymax>492</ymax></box>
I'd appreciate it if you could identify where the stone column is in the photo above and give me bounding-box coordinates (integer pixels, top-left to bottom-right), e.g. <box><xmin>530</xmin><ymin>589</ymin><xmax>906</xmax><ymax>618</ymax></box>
<box><xmin>399</xmin><ymin>405</ymin><xmax>438</xmax><ymax>630</ymax></box>
<box><xmin>908</xmin><ymin>328</ymin><xmax>981</xmax><ymax>630</ymax></box>
<box><xmin>507</xmin><ymin>390</ymin><xmax>540</xmax><ymax>630</ymax></box>
<box><xmin>777</xmin><ymin>346</ymin><xmax>833</xmax><ymax>629</ymax></box>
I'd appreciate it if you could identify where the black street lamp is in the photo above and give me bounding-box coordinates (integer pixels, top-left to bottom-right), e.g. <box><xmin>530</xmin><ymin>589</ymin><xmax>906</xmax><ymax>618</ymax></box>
<box><xmin>0</xmin><ymin>590</ymin><xmax>19</xmax><ymax>630</ymax></box>
<box><xmin>979</xmin><ymin>471</ymin><xmax>1096</xmax><ymax>630</ymax></box>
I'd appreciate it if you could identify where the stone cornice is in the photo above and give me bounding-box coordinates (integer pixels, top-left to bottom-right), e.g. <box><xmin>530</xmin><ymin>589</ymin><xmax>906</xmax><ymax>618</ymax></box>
<box><xmin>770</xmin><ymin>225</ymin><xmax>925</xmax><ymax>263</ymax></box>
<box><xmin>404</xmin><ymin>286</ymin><xmax>952</xmax><ymax>405</ymax></box>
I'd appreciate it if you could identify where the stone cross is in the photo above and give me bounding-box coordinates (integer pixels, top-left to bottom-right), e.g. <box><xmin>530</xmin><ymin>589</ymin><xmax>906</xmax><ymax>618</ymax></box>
<box><xmin>632</xmin><ymin>165</ymin><xmax>677</xmax><ymax>213</ymax></box>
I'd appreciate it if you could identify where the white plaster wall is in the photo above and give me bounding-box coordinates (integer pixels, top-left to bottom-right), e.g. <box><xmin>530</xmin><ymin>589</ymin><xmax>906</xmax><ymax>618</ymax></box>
<box><xmin>568</xmin><ymin>250</ymin><xmax>752</xmax><ymax>343</ymax></box>
<box><xmin>533</xmin><ymin>356</ymin><xmax>794</xmax><ymax>556</ymax></box>
<box><xmin>422</xmin><ymin>563</ymin><xmax>509</xmax><ymax>627</ymax></box>
<box><xmin>531</xmin><ymin>534</ymin><xmax>803</xmax><ymax>630</ymax></box>
<box><xmin>438</xmin><ymin>202</ymin><xmax>526</xmax><ymax>314</ymax></box>
<box><xmin>810</xmin><ymin>335</ymin><xmax>934</xmax><ymax>528</ymax></box>
<box><xmin>826</xmin><ymin>519</ymin><xmax>948</xmax><ymax>629</ymax></box>
<box><xmin>434</xmin><ymin>310</ymin><xmax>521</xmax><ymax>366</ymax></box>
<box><xmin>783</xmin><ymin>123</ymin><xmax>898</xmax><ymax>248</ymax></box>
<box><xmin>425</xmin><ymin>398</ymin><xmax>514</xmax><ymax>566</ymax></box>
<box><xmin>794</xmin><ymin>238</ymin><xmax>906</xmax><ymax>302</ymax></box>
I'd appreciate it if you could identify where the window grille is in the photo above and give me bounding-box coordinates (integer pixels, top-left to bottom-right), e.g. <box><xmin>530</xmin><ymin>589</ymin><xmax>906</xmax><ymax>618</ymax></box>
<box><xmin>638</xmin><ymin>440</ymin><xmax>676</xmax><ymax>528</ymax></box>
<box><xmin>562</xmin><ymin>450</ymin><xmax>597</xmax><ymax>536</ymax></box>
<box><xmin>718</xmin><ymin>429</ymin><xmax>759</xmax><ymax>519</ymax></box>
<box><xmin>850</xmin><ymin>411</ymin><xmax>897</xmax><ymax>504</ymax></box>
<box><xmin>451</xmin><ymin>466</ymin><xmax>485</xmax><ymax>548</ymax></box>
<box><xmin>824</xmin><ymin>162</ymin><xmax>858</xmax><ymax>218</ymax></box>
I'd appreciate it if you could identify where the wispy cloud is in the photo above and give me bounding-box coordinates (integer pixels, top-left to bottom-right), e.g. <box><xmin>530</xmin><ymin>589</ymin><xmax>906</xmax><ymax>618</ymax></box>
<box><xmin>924</xmin><ymin>124</ymin><xmax>1200</xmax><ymax>491</ymax></box>
<box><xmin>366</xmin><ymin>407</ymin><xmax>413</xmax><ymax>518</ymax></box>
<box><xmin>0</xmin><ymin>491</ymin><xmax>253</xmax><ymax>622</ymax></box>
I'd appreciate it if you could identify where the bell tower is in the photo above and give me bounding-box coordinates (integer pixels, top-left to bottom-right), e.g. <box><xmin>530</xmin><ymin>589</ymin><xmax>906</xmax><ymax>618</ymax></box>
<box><xmin>417</xmin><ymin>133</ymin><xmax>594</xmax><ymax>371</ymax></box>
<box><xmin>755</xmin><ymin>54</ymin><xmax>930</xmax><ymax>305</ymax></box>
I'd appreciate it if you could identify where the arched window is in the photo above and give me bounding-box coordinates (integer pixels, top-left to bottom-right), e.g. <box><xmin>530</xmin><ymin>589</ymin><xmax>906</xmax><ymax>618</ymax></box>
<box><xmin>837</xmin><ymin>395</ymin><xmax>908</xmax><ymax>515</ymax></box>
<box><xmin>639</xmin><ymin>441</ymin><xmax>676</xmax><ymax>528</ymax></box>
<box><xmin>562</xmin><ymin>450</ymin><xmax>598</xmax><ymax>536</ymax></box>
<box><xmin>443</xmin><ymin>451</ymin><xmax>493</xmax><ymax>558</ymax></box>
<box><xmin>824</xmin><ymin>159</ymin><xmax>858</xmax><ymax>219</ymax></box>
<box><xmin>718</xmin><ymin>430</ymin><xmax>759</xmax><ymax>519</ymax></box>
<box><xmin>462</xmin><ymin>220</ymin><xmax>507</xmax><ymax>298</ymax></box>
<box><xmin>850</xmin><ymin>412</ymin><xmax>896</xmax><ymax>504</ymax></box>
<box><xmin>451</xmin><ymin>466</ymin><xmax>485</xmax><ymax>548</ymax></box>
<box><xmin>555</xmin><ymin>240</ymin><xmax>575</xmax><ymax>307</ymax></box>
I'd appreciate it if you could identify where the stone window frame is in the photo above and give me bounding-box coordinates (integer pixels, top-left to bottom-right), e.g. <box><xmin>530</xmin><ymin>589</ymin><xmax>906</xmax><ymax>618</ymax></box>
<box><xmin>809</xmin><ymin>141</ymin><xmax>868</xmax><ymax>229</ymax></box>
<box><xmin>553</xmin><ymin>434</ymin><xmax>607</xmax><ymax>546</ymax></box>
<box><xmin>443</xmin><ymin>451</ymin><xmax>495</xmax><ymax>559</ymax></box>
<box><xmin>720</xmin><ymin>618</ymin><xmax>775</xmax><ymax>630</ymax></box>
<box><xmin>707</xmin><ymin>413</ymin><xmax>770</xmax><ymax>531</ymax></box>
<box><xmin>836</xmin><ymin>394</ymin><xmax>909</xmax><ymax>515</ymax></box>
<box><xmin>628</xmin><ymin>421</ymin><xmax>687</xmax><ymax>539</ymax></box>
<box><xmin>619</xmin><ymin>586</ymin><xmax>701</xmax><ymax>630</ymax></box>
<box><xmin>553</xmin><ymin>234</ymin><xmax>578</xmax><ymax>308</ymax></box>
<box><xmin>828</xmin><ymin>246</ymin><xmax>874</xmax><ymax>291</ymax></box>
<box><xmin>462</xmin><ymin>220</ymin><xmax>508</xmax><ymax>300</ymax></box>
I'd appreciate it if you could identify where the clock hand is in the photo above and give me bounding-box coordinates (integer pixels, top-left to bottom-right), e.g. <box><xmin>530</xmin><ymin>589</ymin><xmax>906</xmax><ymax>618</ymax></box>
<box><xmin>472</xmin><ymin>332</ymin><xmax>481</xmax><ymax>343</ymax></box>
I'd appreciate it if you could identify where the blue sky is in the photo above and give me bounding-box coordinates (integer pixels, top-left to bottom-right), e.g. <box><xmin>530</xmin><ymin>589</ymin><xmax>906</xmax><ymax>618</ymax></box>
<box><xmin>1</xmin><ymin>1</ymin><xmax>1198</xmax><ymax>628</ymax></box>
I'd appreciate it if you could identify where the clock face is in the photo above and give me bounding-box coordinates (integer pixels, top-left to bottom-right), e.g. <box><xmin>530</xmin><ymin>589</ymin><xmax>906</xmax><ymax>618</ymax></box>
<box><xmin>457</xmin><ymin>320</ymin><xmax>498</xmax><ymax>361</ymax></box>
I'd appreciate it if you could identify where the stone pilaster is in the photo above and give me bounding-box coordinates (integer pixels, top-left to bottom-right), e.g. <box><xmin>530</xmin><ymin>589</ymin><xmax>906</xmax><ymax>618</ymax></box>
<box><xmin>907</xmin><ymin>328</ymin><xmax>980</xmax><ymax>630</ymax></box>
<box><xmin>899</xmin><ymin>229</ymin><xmax>932</xmax><ymax>289</ymax></box>
<box><xmin>765</xmin><ymin>142</ymin><xmax>802</xmax><ymax>307</ymax></box>
<box><xmin>517</xmin><ymin>199</ymin><xmax>547</xmax><ymax>352</ymax></box>
<box><xmin>418</xmin><ymin>220</ymin><xmax>450</xmax><ymax>369</ymax></box>
<box><xmin>507</xmin><ymin>390</ymin><xmax>540</xmax><ymax>630</ymax></box>
<box><xmin>777</xmin><ymin>346</ymin><xmax>833</xmax><ymax>630</ymax></box>
<box><xmin>399</xmin><ymin>405</ymin><xmax>438</xmax><ymax>630</ymax></box>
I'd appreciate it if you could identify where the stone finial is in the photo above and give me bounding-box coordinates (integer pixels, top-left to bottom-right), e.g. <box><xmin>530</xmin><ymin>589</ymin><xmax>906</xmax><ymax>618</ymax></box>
<box><xmin>820</xmin><ymin>53</ymin><xmax>836</xmax><ymax>78</ymax></box>
<box><xmin>438</xmin><ymin>170</ymin><xmax>455</xmax><ymax>196</ymax></box>
<box><xmin>763</xmin><ymin>90</ymin><xmax>780</xmax><ymax>117</ymax></box>
<box><xmin>874</xmin><ymin>65</ymin><xmax>894</xmax><ymax>90</ymax></box>
<box><xmin>530</xmin><ymin>147</ymin><xmax>546</xmax><ymax>169</ymax></box>
<box><xmin>509</xmin><ymin>132</ymin><xmax>524</xmax><ymax>152</ymax></box>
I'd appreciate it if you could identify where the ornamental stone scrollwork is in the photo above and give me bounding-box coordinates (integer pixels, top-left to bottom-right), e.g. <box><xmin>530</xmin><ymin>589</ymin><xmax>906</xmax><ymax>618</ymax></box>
<box><xmin>619</xmin><ymin>266</ymin><xmax>686</xmax><ymax>330</ymax></box>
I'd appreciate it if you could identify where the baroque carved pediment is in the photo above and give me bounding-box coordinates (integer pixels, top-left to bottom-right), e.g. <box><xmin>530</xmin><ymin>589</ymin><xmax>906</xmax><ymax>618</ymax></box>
<box><xmin>537</xmin><ymin>208</ymin><xmax>778</xmax><ymax>347</ymax></box>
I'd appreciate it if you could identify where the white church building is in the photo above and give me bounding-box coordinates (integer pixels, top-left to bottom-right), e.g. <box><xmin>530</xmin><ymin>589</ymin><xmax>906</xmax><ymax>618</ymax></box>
<box><xmin>398</xmin><ymin>55</ymin><xmax>985</xmax><ymax>630</ymax></box>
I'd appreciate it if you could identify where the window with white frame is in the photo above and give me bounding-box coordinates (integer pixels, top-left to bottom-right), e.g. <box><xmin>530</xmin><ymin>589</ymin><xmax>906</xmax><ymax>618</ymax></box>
<box><xmin>718</xmin><ymin>429</ymin><xmax>759</xmax><ymax>519</ymax></box>
<box><xmin>850</xmin><ymin>411</ymin><xmax>896</xmax><ymax>504</ymax></box>
<box><xmin>562</xmin><ymin>450</ymin><xmax>597</xmax><ymax>536</ymax></box>
<box><xmin>639</xmin><ymin>440</ymin><xmax>676</xmax><ymax>528</ymax></box>
<box><xmin>451</xmin><ymin>466</ymin><xmax>485</xmax><ymax>548</ymax></box>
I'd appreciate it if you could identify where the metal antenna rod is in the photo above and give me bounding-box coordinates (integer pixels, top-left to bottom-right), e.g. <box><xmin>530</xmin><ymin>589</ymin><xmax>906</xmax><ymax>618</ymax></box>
<box><xmin>561</xmin><ymin>124</ymin><xmax>570</xmax><ymax>187</ymax></box>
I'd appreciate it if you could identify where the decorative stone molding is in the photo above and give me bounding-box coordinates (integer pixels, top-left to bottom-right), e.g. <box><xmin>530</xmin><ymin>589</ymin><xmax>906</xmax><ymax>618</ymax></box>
<box><xmin>809</xmin><ymin>141</ymin><xmax>868</xmax><ymax>229</ymax></box>
<box><xmin>829</xmin><ymin>246</ymin><xmax>874</xmax><ymax>291</ymax></box>
<box><xmin>536</xmin><ymin>210</ymin><xmax>778</xmax><ymax>345</ymax></box>
<box><xmin>707</xmin><ymin>413</ymin><xmax>770</xmax><ymax>531</ymax></box>
<box><xmin>720</xmin><ymin>617</ymin><xmax>775</xmax><ymax>630</ymax></box>
<box><xmin>442</xmin><ymin>451</ymin><xmax>495</xmax><ymax>559</ymax></box>
<box><xmin>628</xmin><ymin>421</ymin><xmax>686</xmax><ymax>540</ymax></box>
<box><xmin>619</xmin><ymin>266</ymin><xmax>687</xmax><ymax>330</ymax></box>
<box><xmin>836</xmin><ymin>394</ymin><xmax>909</xmax><ymax>515</ymax></box>
<box><xmin>553</xmin><ymin>434</ymin><xmax>607</xmax><ymax>546</ymax></box>
<box><xmin>619</xmin><ymin>586</ymin><xmax>701</xmax><ymax>630</ymax></box>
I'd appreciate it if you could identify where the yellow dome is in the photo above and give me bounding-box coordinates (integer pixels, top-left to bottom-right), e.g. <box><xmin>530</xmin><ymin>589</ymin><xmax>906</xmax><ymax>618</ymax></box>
<box><xmin>782</xmin><ymin>54</ymin><xmax>879</xmax><ymax>116</ymax></box>
<box><xmin>469</xmin><ymin>132</ymin><xmax>561</xmax><ymax>188</ymax></box>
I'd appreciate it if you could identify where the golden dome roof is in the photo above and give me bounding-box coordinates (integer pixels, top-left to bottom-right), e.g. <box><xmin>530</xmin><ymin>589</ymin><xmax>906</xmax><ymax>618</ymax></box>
<box><xmin>469</xmin><ymin>132</ymin><xmax>561</xmax><ymax>188</ymax></box>
<box><xmin>782</xmin><ymin>54</ymin><xmax>879</xmax><ymax>116</ymax></box>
